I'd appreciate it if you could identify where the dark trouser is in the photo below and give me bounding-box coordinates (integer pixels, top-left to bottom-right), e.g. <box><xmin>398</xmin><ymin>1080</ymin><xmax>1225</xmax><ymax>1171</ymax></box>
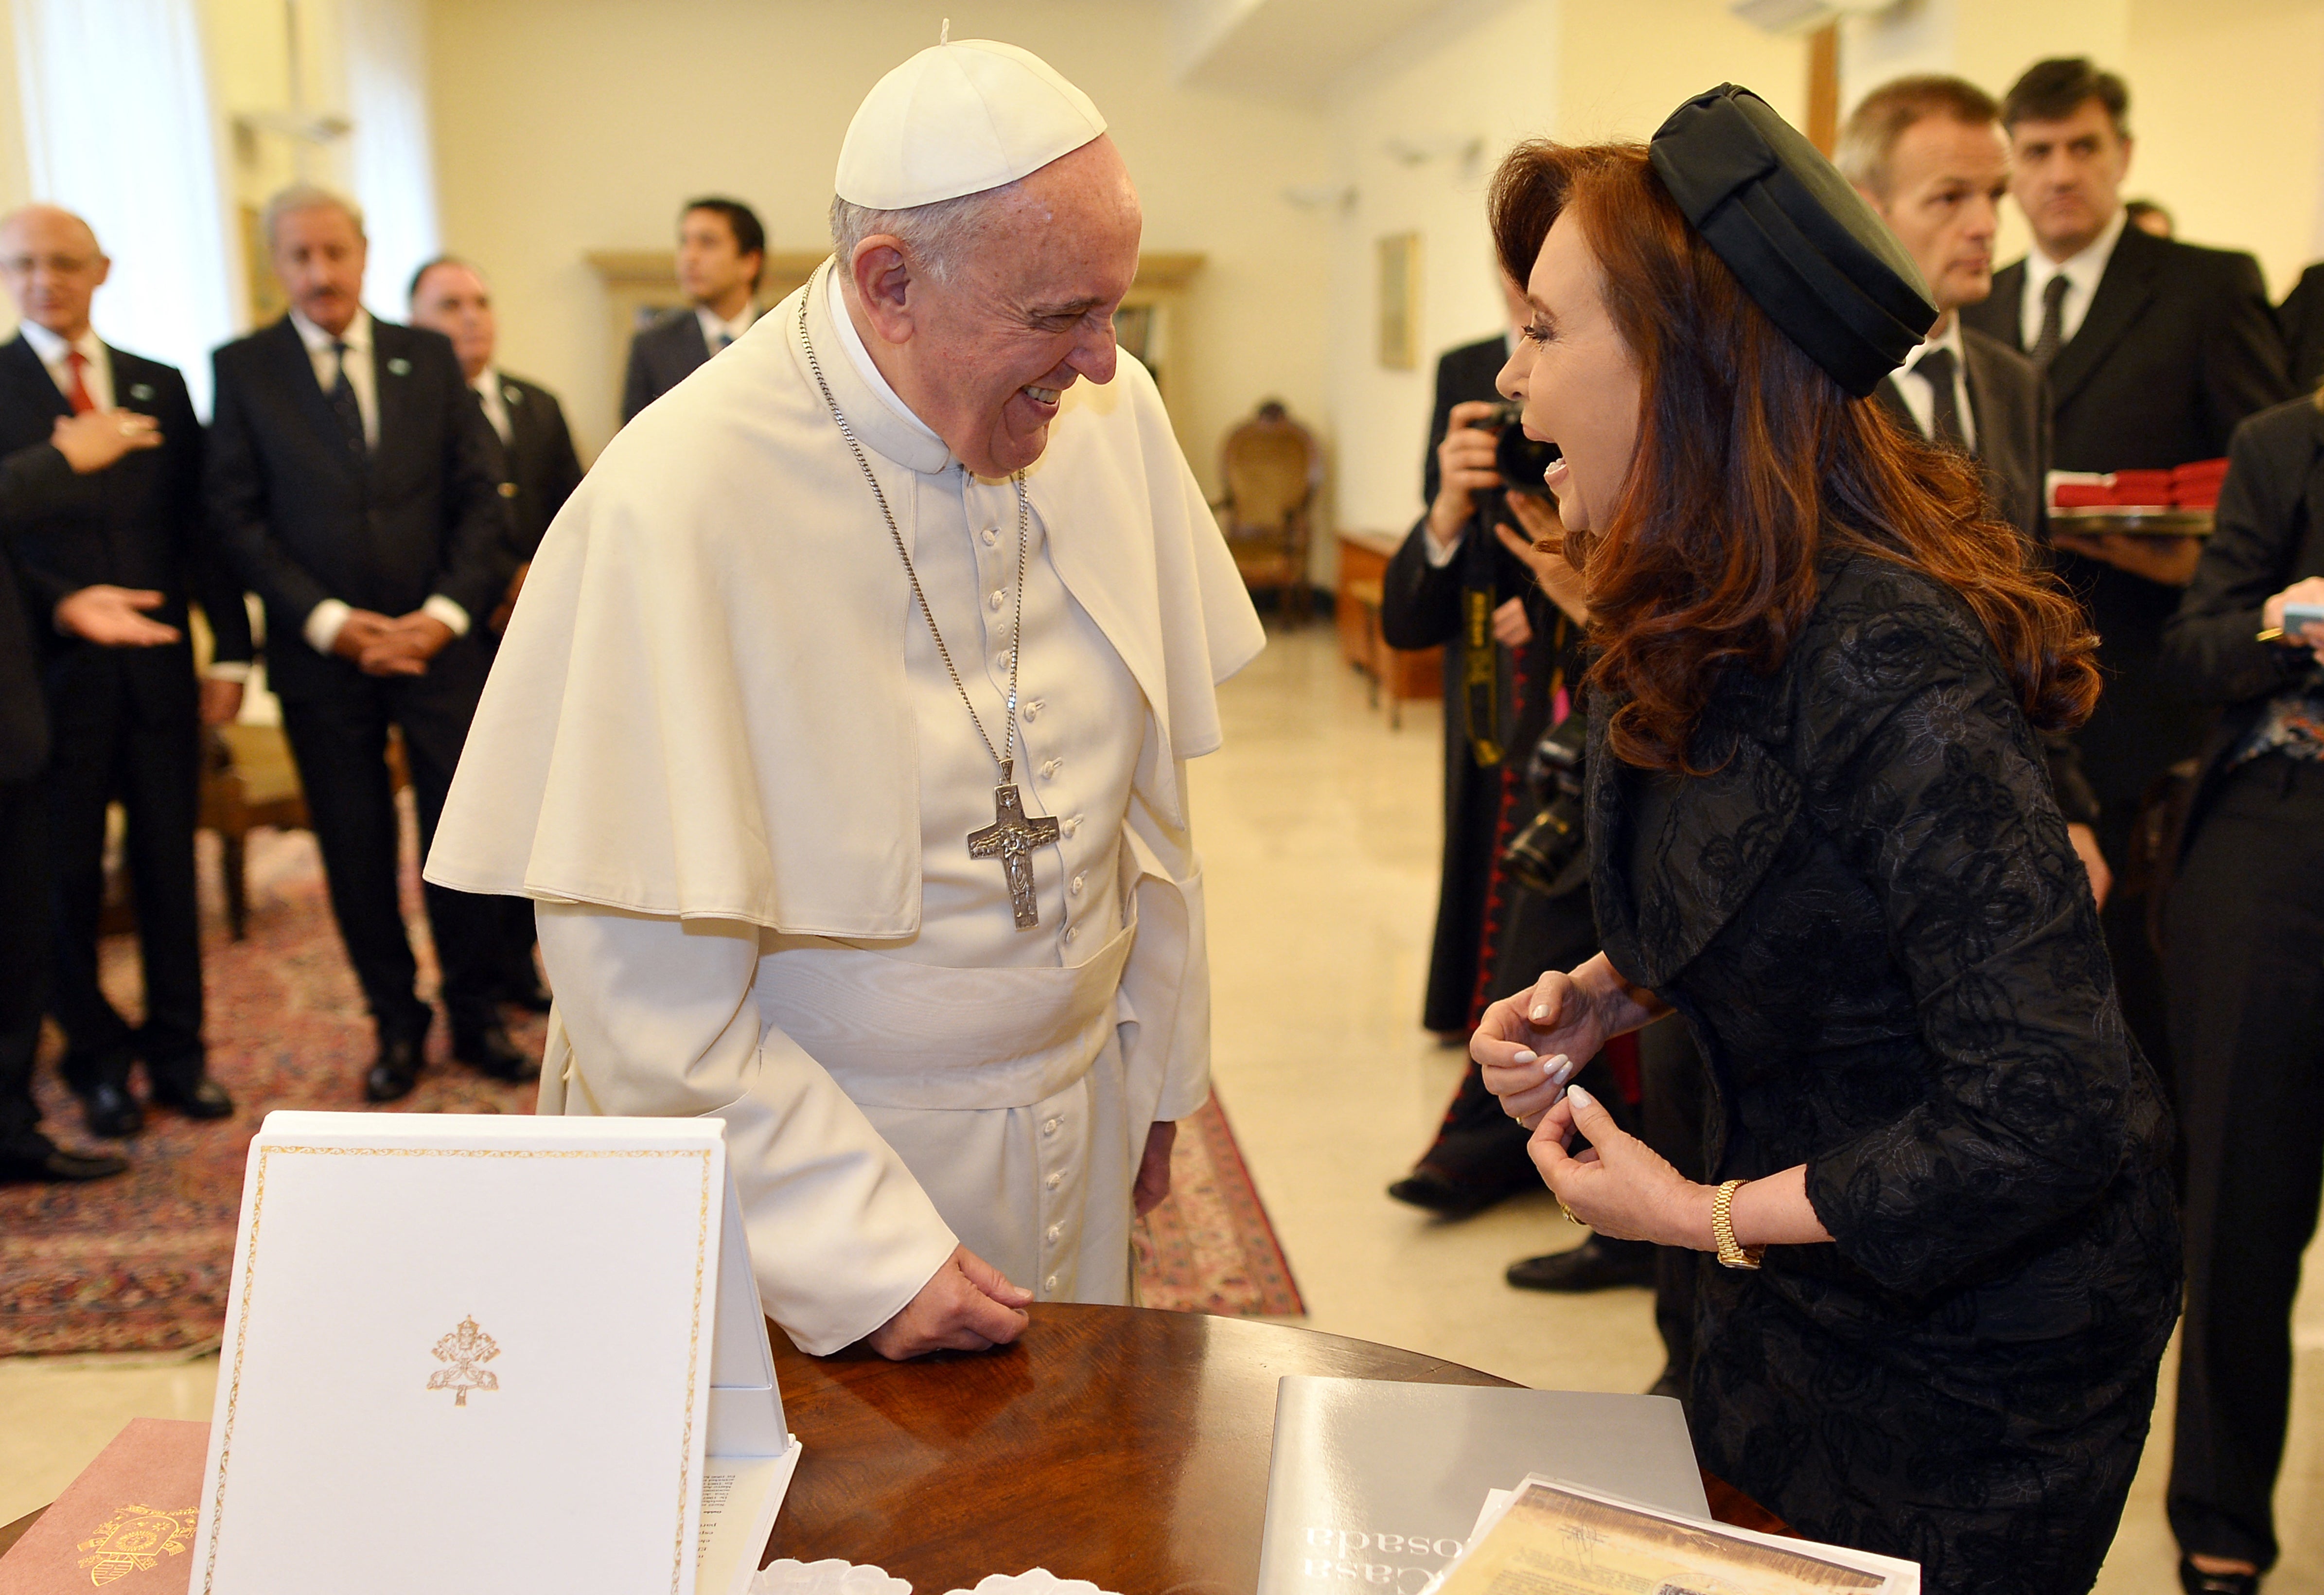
<box><xmin>45</xmin><ymin>660</ymin><xmax>207</xmax><ymax>1092</ymax></box>
<box><xmin>2164</xmin><ymin>754</ymin><xmax>2324</xmax><ymax>1572</ymax></box>
<box><xmin>0</xmin><ymin>778</ymin><xmax>53</xmax><ymax>1155</ymax></box>
<box><xmin>2097</xmin><ymin>800</ymin><xmax>2174</xmax><ymax>1097</ymax></box>
<box><xmin>1640</xmin><ymin>1014</ymin><xmax>1704</xmax><ymax>1397</ymax></box>
<box><xmin>277</xmin><ymin>651</ymin><xmax>499</xmax><ymax>1043</ymax></box>
<box><xmin>495</xmin><ymin>894</ymin><xmax>539</xmax><ymax>992</ymax></box>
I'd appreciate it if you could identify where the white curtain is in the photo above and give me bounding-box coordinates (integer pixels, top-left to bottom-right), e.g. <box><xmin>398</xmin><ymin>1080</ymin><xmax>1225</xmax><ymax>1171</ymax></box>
<box><xmin>12</xmin><ymin>0</ymin><xmax>238</xmax><ymax>414</ymax></box>
<box><xmin>340</xmin><ymin>0</ymin><xmax>439</xmax><ymax>322</ymax></box>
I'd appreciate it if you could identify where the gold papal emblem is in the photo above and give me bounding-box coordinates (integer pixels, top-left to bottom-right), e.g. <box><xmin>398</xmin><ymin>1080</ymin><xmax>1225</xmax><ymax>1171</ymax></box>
<box><xmin>427</xmin><ymin>1314</ymin><xmax>501</xmax><ymax>1406</ymax></box>
<box><xmin>75</xmin><ymin>1503</ymin><xmax>196</xmax><ymax>1586</ymax></box>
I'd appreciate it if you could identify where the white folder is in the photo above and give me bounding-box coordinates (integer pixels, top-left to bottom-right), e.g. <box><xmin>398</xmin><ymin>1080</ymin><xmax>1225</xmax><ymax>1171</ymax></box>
<box><xmin>189</xmin><ymin>1112</ymin><xmax>799</xmax><ymax>1595</ymax></box>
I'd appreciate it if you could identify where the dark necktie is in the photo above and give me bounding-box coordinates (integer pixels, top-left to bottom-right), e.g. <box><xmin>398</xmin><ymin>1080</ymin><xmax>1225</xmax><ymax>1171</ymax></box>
<box><xmin>328</xmin><ymin>340</ymin><xmax>366</xmax><ymax>456</ymax></box>
<box><xmin>2028</xmin><ymin>273</ymin><xmax>2071</xmax><ymax>370</ymax></box>
<box><xmin>1915</xmin><ymin>346</ymin><xmax>1965</xmax><ymax>451</ymax></box>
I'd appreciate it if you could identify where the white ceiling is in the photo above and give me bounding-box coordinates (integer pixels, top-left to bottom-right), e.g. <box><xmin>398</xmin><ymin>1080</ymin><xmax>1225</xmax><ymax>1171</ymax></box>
<box><xmin>1171</xmin><ymin>0</ymin><xmax>1463</xmax><ymax>106</ymax></box>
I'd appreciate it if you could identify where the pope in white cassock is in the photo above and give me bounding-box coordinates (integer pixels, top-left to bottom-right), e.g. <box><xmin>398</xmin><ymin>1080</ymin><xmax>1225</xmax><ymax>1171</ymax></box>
<box><xmin>425</xmin><ymin>38</ymin><xmax>1264</xmax><ymax>1359</ymax></box>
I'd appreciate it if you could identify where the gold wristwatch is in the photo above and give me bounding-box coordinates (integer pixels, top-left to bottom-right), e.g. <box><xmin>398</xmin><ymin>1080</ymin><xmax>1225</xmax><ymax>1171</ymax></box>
<box><xmin>1712</xmin><ymin>1179</ymin><xmax>1763</xmax><ymax>1271</ymax></box>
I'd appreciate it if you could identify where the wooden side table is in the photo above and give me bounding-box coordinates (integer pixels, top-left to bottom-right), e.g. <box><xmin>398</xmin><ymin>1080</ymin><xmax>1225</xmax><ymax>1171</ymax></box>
<box><xmin>1335</xmin><ymin>531</ymin><xmax>1442</xmax><ymax>715</ymax></box>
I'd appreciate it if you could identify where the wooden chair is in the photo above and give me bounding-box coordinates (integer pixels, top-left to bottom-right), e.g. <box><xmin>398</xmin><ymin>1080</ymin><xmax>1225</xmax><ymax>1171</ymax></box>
<box><xmin>199</xmin><ymin>722</ymin><xmax>309</xmax><ymax>940</ymax></box>
<box><xmin>1215</xmin><ymin>401</ymin><xmax>1320</xmax><ymax>624</ymax></box>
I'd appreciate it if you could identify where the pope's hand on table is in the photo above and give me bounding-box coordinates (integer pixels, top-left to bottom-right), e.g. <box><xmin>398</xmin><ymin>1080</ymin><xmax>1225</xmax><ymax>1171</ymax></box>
<box><xmin>1132</xmin><ymin>1119</ymin><xmax>1176</xmax><ymax>1218</ymax></box>
<box><xmin>1529</xmin><ymin>1085</ymin><xmax>1707</xmax><ymax>1247</ymax></box>
<box><xmin>866</xmin><ymin>1243</ymin><xmax>1032</xmax><ymax>1360</ymax></box>
<box><xmin>2264</xmin><ymin>575</ymin><xmax>2324</xmax><ymax>658</ymax></box>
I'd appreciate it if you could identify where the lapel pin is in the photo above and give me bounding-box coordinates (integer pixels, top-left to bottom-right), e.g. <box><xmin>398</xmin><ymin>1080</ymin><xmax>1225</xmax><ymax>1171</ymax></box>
<box><xmin>505</xmin><ymin>385</ymin><xmax>523</xmax><ymax>404</ymax></box>
<box><xmin>387</xmin><ymin>356</ymin><xmax>412</xmax><ymax>376</ymax></box>
<box><xmin>128</xmin><ymin>382</ymin><xmax>156</xmax><ymax>401</ymax></box>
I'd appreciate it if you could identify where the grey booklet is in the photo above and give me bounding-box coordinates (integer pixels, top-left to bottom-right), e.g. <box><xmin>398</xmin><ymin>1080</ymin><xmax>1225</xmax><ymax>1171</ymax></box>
<box><xmin>1254</xmin><ymin>1376</ymin><xmax>1707</xmax><ymax>1595</ymax></box>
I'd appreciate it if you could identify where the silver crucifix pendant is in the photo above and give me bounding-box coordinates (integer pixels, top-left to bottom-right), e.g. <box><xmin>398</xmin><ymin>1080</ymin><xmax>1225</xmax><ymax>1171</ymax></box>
<box><xmin>967</xmin><ymin>762</ymin><xmax>1061</xmax><ymax>930</ymax></box>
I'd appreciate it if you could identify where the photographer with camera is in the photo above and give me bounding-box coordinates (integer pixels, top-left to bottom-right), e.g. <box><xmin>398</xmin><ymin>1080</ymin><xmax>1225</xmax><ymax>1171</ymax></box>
<box><xmin>1382</xmin><ymin>295</ymin><xmax>1691</xmax><ymax>1308</ymax></box>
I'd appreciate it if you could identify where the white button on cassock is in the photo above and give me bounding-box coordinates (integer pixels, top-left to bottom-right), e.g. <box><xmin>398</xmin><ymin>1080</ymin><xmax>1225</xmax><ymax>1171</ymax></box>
<box><xmin>980</xmin><ymin>527</ymin><xmax>999</xmax><ymax>547</ymax></box>
<box><xmin>986</xmin><ymin>590</ymin><xmax>1004</xmax><ymax>612</ymax></box>
<box><xmin>1043</xmin><ymin>1117</ymin><xmax>1059</xmax><ymax>1136</ymax></box>
<box><xmin>1045</xmin><ymin>1274</ymin><xmax>1059</xmax><ymax>1291</ymax></box>
<box><xmin>1041</xmin><ymin>759</ymin><xmax>1062</xmax><ymax>780</ymax></box>
<box><xmin>1023</xmin><ymin>699</ymin><xmax>1042</xmax><ymax>722</ymax></box>
<box><xmin>1046</xmin><ymin>1223</ymin><xmax>1062</xmax><ymax>1242</ymax></box>
<box><xmin>1070</xmin><ymin>874</ymin><xmax>1084</xmax><ymax>896</ymax></box>
<box><xmin>1045</xmin><ymin>1171</ymin><xmax>1061</xmax><ymax>1190</ymax></box>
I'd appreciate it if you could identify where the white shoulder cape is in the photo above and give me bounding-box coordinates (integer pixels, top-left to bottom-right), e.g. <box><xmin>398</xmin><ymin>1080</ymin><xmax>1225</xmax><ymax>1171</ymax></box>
<box><xmin>426</xmin><ymin>266</ymin><xmax>1264</xmax><ymax>937</ymax></box>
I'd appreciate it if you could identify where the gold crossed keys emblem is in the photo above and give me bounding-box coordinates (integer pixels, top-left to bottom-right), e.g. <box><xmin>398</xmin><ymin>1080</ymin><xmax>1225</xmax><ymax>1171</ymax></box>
<box><xmin>427</xmin><ymin>1314</ymin><xmax>501</xmax><ymax>1406</ymax></box>
<box><xmin>968</xmin><ymin>778</ymin><xmax>1060</xmax><ymax>930</ymax></box>
<box><xmin>76</xmin><ymin>1504</ymin><xmax>195</xmax><ymax>1586</ymax></box>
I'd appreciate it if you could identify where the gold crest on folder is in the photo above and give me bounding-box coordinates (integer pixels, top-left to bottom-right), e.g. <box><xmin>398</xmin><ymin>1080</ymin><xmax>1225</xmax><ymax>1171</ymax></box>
<box><xmin>427</xmin><ymin>1315</ymin><xmax>502</xmax><ymax>1406</ymax></box>
<box><xmin>75</xmin><ymin>1503</ymin><xmax>196</xmax><ymax>1586</ymax></box>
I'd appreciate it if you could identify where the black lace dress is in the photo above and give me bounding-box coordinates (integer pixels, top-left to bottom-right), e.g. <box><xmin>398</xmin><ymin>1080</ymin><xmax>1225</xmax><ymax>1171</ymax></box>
<box><xmin>1587</xmin><ymin>551</ymin><xmax>2181</xmax><ymax>1595</ymax></box>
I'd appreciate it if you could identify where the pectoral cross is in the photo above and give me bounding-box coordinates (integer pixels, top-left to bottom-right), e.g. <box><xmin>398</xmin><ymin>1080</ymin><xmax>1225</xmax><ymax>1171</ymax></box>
<box><xmin>968</xmin><ymin>765</ymin><xmax>1060</xmax><ymax>930</ymax></box>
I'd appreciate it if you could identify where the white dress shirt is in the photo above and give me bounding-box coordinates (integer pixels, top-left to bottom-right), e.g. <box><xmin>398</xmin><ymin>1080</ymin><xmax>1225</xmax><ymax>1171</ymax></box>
<box><xmin>2021</xmin><ymin>207</ymin><xmax>2130</xmax><ymax>353</ymax></box>
<box><xmin>289</xmin><ymin>308</ymin><xmax>471</xmax><ymax>653</ymax></box>
<box><xmin>1891</xmin><ymin>318</ymin><xmax>1978</xmax><ymax>453</ymax></box>
<box><xmin>472</xmin><ymin>368</ymin><xmax>513</xmax><ymax>446</ymax></box>
<box><xmin>20</xmin><ymin>319</ymin><xmax>112</xmax><ymax>411</ymax></box>
<box><xmin>696</xmin><ymin>301</ymin><xmax>757</xmax><ymax>354</ymax></box>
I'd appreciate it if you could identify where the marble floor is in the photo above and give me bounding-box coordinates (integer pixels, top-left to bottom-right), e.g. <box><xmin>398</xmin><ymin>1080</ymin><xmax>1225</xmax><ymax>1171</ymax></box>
<box><xmin>4</xmin><ymin>620</ymin><xmax>2320</xmax><ymax>1593</ymax></box>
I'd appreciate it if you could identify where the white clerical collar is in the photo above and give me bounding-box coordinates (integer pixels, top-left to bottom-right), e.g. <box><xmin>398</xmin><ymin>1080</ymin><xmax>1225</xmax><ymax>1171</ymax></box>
<box><xmin>2028</xmin><ymin>206</ymin><xmax>2129</xmax><ymax>303</ymax></box>
<box><xmin>19</xmin><ymin>319</ymin><xmax>101</xmax><ymax>367</ymax></box>
<box><xmin>824</xmin><ymin>262</ymin><xmax>945</xmax><ymax>447</ymax></box>
<box><xmin>291</xmin><ymin>305</ymin><xmax>371</xmax><ymax>354</ymax></box>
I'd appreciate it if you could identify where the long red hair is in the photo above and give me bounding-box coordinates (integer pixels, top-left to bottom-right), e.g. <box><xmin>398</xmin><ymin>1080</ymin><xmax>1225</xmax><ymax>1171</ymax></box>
<box><xmin>1487</xmin><ymin>140</ymin><xmax>2098</xmax><ymax>773</ymax></box>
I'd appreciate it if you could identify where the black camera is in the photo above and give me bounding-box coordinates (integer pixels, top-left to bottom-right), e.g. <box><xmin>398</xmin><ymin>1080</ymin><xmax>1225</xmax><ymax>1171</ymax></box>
<box><xmin>1482</xmin><ymin>399</ymin><xmax>1563</xmax><ymax>496</ymax></box>
<box><xmin>1501</xmin><ymin>709</ymin><xmax>1590</xmax><ymax>899</ymax></box>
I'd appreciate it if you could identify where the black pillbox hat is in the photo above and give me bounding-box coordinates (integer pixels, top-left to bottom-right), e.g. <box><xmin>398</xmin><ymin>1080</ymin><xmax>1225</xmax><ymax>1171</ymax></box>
<box><xmin>1650</xmin><ymin>84</ymin><xmax>1936</xmax><ymax>398</ymax></box>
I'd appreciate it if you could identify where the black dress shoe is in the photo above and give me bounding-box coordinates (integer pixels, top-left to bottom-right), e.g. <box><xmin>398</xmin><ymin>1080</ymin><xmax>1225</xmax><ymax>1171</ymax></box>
<box><xmin>1506</xmin><ymin>1236</ymin><xmax>1657</xmax><ymax>1293</ymax></box>
<box><xmin>365</xmin><ymin>1033</ymin><xmax>424</xmax><ymax>1103</ymax></box>
<box><xmin>0</xmin><ymin>1139</ymin><xmax>129</xmax><ymax>1183</ymax></box>
<box><xmin>453</xmin><ymin>1022</ymin><xmax>540</xmax><ymax>1083</ymax></box>
<box><xmin>2180</xmin><ymin>1557</ymin><xmax>2262</xmax><ymax>1594</ymax></box>
<box><xmin>77</xmin><ymin>1080</ymin><xmax>145</xmax><ymax>1139</ymax></box>
<box><xmin>149</xmin><ymin>1076</ymin><xmax>236</xmax><ymax>1120</ymax></box>
<box><xmin>499</xmin><ymin>975</ymin><xmax>554</xmax><ymax>1014</ymax></box>
<box><xmin>1387</xmin><ymin>1165</ymin><xmax>1537</xmax><ymax>1218</ymax></box>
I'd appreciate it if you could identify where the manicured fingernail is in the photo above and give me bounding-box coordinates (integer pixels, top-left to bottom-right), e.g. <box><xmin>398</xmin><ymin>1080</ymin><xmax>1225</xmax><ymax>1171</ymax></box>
<box><xmin>1547</xmin><ymin>1053</ymin><xmax>1573</xmax><ymax>1080</ymax></box>
<box><xmin>1567</xmin><ymin>1084</ymin><xmax>1594</xmax><ymax>1107</ymax></box>
<box><xmin>1512</xmin><ymin>1049</ymin><xmax>1538</xmax><ymax>1065</ymax></box>
<box><xmin>1530</xmin><ymin>1004</ymin><xmax>1551</xmax><ymax>1021</ymax></box>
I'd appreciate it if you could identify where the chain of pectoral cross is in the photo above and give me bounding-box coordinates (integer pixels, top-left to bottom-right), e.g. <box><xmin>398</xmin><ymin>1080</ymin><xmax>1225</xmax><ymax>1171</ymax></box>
<box><xmin>799</xmin><ymin>286</ymin><xmax>1060</xmax><ymax>929</ymax></box>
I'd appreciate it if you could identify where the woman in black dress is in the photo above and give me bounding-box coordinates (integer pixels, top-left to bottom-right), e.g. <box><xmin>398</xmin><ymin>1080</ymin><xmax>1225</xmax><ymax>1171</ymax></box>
<box><xmin>1471</xmin><ymin>89</ymin><xmax>2181</xmax><ymax>1595</ymax></box>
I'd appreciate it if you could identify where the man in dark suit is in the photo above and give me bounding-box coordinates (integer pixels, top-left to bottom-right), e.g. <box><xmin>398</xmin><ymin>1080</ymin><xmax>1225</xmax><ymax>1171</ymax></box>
<box><xmin>0</xmin><ymin>408</ymin><xmax>181</xmax><ymax>1181</ymax></box>
<box><xmin>2280</xmin><ymin>261</ymin><xmax>2324</xmax><ymax>392</ymax></box>
<box><xmin>619</xmin><ymin>197</ymin><xmax>764</xmax><ymax>424</ymax></box>
<box><xmin>1840</xmin><ymin>77</ymin><xmax>2112</xmax><ymax>903</ymax></box>
<box><xmin>209</xmin><ymin>185</ymin><xmax>531</xmax><ymax>1102</ymax></box>
<box><xmin>409</xmin><ymin>253</ymin><xmax>584</xmax><ymax>1011</ymax></box>
<box><xmin>1961</xmin><ymin>57</ymin><xmax>2292</xmax><ymax>1082</ymax></box>
<box><xmin>0</xmin><ymin>206</ymin><xmax>247</xmax><ymax>1139</ymax></box>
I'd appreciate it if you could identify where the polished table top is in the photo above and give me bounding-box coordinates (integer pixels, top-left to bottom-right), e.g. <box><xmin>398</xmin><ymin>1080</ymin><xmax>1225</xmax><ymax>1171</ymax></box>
<box><xmin>0</xmin><ymin>1305</ymin><xmax>1772</xmax><ymax>1591</ymax></box>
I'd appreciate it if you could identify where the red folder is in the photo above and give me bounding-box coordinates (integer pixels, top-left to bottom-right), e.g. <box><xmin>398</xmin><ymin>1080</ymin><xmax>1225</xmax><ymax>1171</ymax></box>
<box><xmin>0</xmin><ymin>1419</ymin><xmax>208</xmax><ymax>1593</ymax></box>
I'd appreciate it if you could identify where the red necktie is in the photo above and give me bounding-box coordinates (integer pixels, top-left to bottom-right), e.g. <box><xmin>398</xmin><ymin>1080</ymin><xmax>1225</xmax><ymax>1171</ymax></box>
<box><xmin>64</xmin><ymin>348</ymin><xmax>95</xmax><ymax>414</ymax></box>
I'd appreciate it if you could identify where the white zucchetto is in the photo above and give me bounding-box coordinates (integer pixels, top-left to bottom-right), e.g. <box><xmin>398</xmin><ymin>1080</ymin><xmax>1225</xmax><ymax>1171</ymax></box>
<box><xmin>834</xmin><ymin>37</ymin><xmax>1107</xmax><ymax>211</ymax></box>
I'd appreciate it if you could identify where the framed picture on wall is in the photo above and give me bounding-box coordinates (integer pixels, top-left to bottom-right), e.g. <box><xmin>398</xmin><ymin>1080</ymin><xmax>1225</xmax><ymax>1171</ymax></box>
<box><xmin>1377</xmin><ymin>232</ymin><xmax>1420</xmax><ymax>371</ymax></box>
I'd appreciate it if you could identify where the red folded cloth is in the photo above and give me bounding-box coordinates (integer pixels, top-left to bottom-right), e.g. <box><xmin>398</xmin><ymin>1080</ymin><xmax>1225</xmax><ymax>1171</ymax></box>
<box><xmin>2173</xmin><ymin>458</ymin><xmax>2230</xmax><ymax>484</ymax></box>
<box><xmin>2054</xmin><ymin>484</ymin><xmax>2116</xmax><ymax>508</ymax></box>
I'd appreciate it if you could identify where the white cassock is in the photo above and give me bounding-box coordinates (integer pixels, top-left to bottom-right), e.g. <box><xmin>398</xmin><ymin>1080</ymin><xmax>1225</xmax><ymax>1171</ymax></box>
<box><xmin>425</xmin><ymin>262</ymin><xmax>1264</xmax><ymax>1353</ymax></box>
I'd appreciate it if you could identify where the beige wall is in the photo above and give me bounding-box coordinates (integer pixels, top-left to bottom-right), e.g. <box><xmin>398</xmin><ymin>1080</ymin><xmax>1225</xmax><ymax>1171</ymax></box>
<box><xmin>1322</xmin><ymin>0</ymin><xmax>1810</xmax><ymax>546</ymax></box>
<box><xmin>422</xmin><ymin>0</ymin><xmax>1336</xmax><ymax>484</ymax></box>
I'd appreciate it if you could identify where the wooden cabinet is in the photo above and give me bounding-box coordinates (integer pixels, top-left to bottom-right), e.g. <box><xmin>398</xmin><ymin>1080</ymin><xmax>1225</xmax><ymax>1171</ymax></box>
<box><xmin>1335</xmin><ymin>530</ymin><xmax>1443</xmax><ymax>708</ymax></box>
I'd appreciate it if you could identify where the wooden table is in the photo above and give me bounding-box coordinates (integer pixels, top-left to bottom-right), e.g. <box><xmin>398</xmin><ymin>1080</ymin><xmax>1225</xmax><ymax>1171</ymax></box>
<box><xmin>0</xmin><ymin>1305</ymin><xmax>1777</xmax><ymax>1590</ymax></box>
<box><xmin>1335</xmin><ymin>530</ymin><xmax>1442</xmax><ymax>709</ymax></box>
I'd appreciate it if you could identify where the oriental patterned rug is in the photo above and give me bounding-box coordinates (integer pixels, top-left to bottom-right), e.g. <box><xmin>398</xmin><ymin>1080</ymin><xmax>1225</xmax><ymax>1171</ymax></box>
<box><xmin>0</xmin><ymin>817</ymin><xmax>1301</xmax><ymax>1355</ymax></box>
